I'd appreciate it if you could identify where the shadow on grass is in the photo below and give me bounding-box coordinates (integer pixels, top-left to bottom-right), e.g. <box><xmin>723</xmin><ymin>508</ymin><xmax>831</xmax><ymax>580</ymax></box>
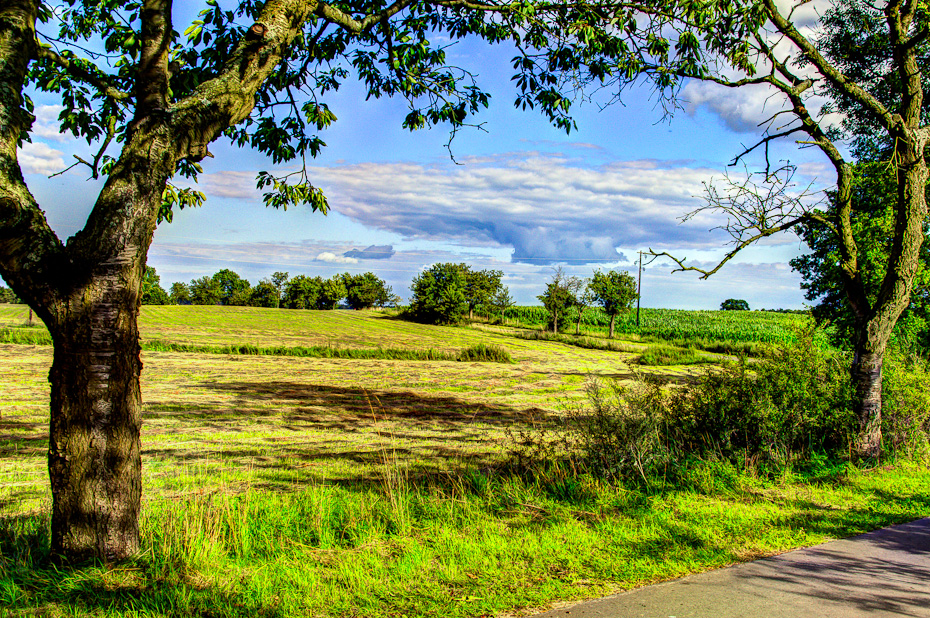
<box><xmin>139</xmin><ymin>381</ymin><xmax>554</xmax><ymax>488</ymax></box>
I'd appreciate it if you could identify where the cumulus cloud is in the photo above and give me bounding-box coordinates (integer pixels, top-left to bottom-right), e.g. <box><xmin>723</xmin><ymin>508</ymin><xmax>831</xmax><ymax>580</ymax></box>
<box><xmin>316</xmin><ymin>252</ymin><xmax>358</xmax><ymax>264</ymax></box>
<box><xmin>309</xmin><ymin>155</ymin><xmax>741</xmax><ymax>263</ymax></box>
<box><xmin>18</xmin><ymin>141</ymin><xmax>65</xmax><ymax>175</ymax></box>
<box><xmin>196</xmin><ymin>152</ymin><xmax>811</xmax><ymax>266</ymax></box>
<box><xmin>30</xmin><ymin>105</ymin><xmax>69</xmax><ymax>142</ymax></box>
<box><xmin>343</xmin><ymin>244</ymin><xmax>395</xmax><ymax>260</ymax></box>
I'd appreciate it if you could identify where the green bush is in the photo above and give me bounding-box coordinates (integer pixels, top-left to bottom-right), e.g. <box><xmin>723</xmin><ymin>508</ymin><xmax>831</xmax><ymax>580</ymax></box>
<box><xmin>664</xmin><ymin>327</ymin><xmax>856</xmax><ymax>465</ymax></box>
<box><xmin>456</xmin><ymin>343</ymin><xmax>513</xmax><ymax>363</ymax></box>
<box><xmin>882</xmin><ymin>353</ymin><xmax>930</xmax><ymax>458</ymax></box>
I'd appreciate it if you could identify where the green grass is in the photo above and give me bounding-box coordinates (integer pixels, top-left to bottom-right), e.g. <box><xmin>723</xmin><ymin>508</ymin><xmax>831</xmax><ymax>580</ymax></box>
<box><xmin>1</xmin><ymin>462</ymin><xmax>928</xmax><ymax>617</ymax></box>
<box><xmin>0</xmin><ymin>303</ymin><xmax>927</xmax><ymax>617</ymax></box>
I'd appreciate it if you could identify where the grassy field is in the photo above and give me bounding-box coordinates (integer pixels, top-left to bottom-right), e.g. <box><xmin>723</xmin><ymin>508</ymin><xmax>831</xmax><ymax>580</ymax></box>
<box><xmin>0</xmin><ymin>304</ymin><xmax>928</xmax><ymax>617</ymax></box>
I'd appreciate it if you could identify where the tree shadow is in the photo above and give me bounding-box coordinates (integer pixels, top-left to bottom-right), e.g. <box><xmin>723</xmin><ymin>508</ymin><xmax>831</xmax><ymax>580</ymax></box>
<box><xmin>139</xmin><ymin>380</ymin><xmax>555</xmax><ymax>489</ymax></box>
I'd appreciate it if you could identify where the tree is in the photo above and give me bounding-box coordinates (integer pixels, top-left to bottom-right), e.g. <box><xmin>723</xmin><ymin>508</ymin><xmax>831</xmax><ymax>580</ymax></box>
<box><xmin>344</xmin><ymin>272</ymin><xmax>391</xmax><ymax>309</ymax></box>
<box><xmin>0</xmin><ymin>285</ymin><xmax>21</xmax><ymax>304</ymax></box>
<box><xmin>249</xmin><ymin>280</ymin><xmax>280</xmax><ymax>308</ymax></box>
<box><xmin>168</xmin><ymin>282</ymin><xmax>191</xmax><ymax>305</ymax></box>
<box><xmin>537</xmin><ymin>267</ymin><xmax>578</xmax><ymax>333</ymax></box>
<box><xmin>212</xmin><ymin>269</ymin><xmax>251</xmax><ymax>306</ymax></box>
<box><xmin>270</xmin><ymin>271</ymin><xmax>289</xmax><ymax>309</ymax></box>
<box><xmin>463</xmin><ymin>268</ymin><xmax>503</xmax><ymax>320</ymax></box>
<box><xmin>523</xmin><ymin>0</ymin><xmax>929</xmax><ymax>456</ymax></box>
<box><xmin>792</xmin><ymin>162</ymin><xmax>930</xmax><ymax>351</ymax></box>
<box><xmin>282</xmin><ymin>275</ymin><xmax>323</xmax><ymax>310</ymax></box>
<box><xmin>3</xmin><ymin>0</ymin><xmax>570</xmax><ymax>560</ymax></box>
<box><xmin>188</xmin><ymin>275</ymin><xmax>222</xmax><ymax>305</ymax></box>
<box><xmin>572</xmin><ymin>279</ymin><xmax>592</xmax><ymax>335</ymax></box>
<box><xmin>318</xmin><ymin>275</ymin><xmax>347</xmax><ymax>310</ymax></box>
<box><xmin>720</xmin><ymin>299</ymin><xmax>750</xmax><ymax>312</ymax></box>
<box><xmin>589</xmin><ymin>270</ymin><xmax>637</xmax><ymax>338</ymax></box>
<box><xmin>408</xmin><ymin>263</ymin><xmax>468</xmax><ymax>324</ymax></box>
<box><xmin>490</xmin><ymin>284</ymin><xmax>514</xmax><ymax>323</ymax></box>
<box><xmin>140</xmin><ymin>266</ymin><xmax>170</xmax><ymax>305</ymax></box>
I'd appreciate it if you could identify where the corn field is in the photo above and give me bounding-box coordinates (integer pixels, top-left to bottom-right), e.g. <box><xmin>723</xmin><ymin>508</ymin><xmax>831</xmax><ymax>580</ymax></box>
<box><xmin>502</xmin><ymin>306</ymin><xmax>811</xmax><ymax>345</ymax></box>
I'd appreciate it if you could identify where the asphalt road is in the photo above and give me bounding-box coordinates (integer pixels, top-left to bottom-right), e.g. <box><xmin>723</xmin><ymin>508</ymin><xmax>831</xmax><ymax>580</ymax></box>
<box><xmin>530</xmin><ymin>517</ymin><xmax>930</xmax><ymax>618</ymax></box>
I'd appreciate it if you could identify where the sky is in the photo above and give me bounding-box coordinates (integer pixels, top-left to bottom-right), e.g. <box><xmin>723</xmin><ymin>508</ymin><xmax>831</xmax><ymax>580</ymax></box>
<box><xmin>16</xmin><ymin>4</ymin><xmax>841</xmax><ymax>309</ymax></box>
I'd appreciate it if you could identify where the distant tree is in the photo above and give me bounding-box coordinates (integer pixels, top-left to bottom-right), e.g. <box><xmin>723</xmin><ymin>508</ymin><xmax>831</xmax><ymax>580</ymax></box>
<box><xmin>169</xmin><ymin>282</ymin><xmax>191</xmax><ymax>305</ymax></box>
<box><xmin>409</xmin><ymin>263</ymin><xmax>468</xmax><ymax>324</ymax></box>
<box><xmin>250</xmin><ymin>281</ymin><xmax>280</xmax><ymax>308</ymax></box>
<box><xmin>464</xmin><ymin>268</ymin><xmax>504</xmax><ymax>320</ymax></box>
<box><xmin>270</xmin><ymin>272</ymin><xmax>290</xmax><ymax>308</ymax></box>
<box><xmin>141</xmin><ymin>267</ymin><xmax>170</xmax><ymax>305</ymax></box>
<box><xmin>490</xmin><ymin>285</ymin><xmax>515</xmax><ymax>323</ymax></box>
<box><xmin>572</xmin><ymin>278</ymin><xmax>592</xmax><ymax>335</ymax></box>
<box><xmin>344</xmin><ymin>272</ymin><xmax>391</xmax><ymax>309</ymax></box>
<box><xmin>0</xmin><ymin>285</ymin><xmax>21</xmax><ymax>304</ymax></box>
<box><xmin>588</xmin><ymin>270</ymin><xmax>637</xmax><ymax>339</ymax></box>
<box><xmin>720</xmin><ymin>299</ymin><xmax>750</xmax><ymax>311</ymax></box>
<box><xmin>189</xmin><ymin>276</ymin><xmax>223</xmax><ymax>306</ymax></box>
<box><xmin>282</xmin><ymin>275</ymin><xmax>323</xmax><ymax>310</ymax></box>
<box><xmin>538</xmin><ymin>268</ymin><xmax>579</xmax><ymax>333</ymax></box>
<box><xmin>318</xmin><ymin>275</ymin><xmax>347</xmax><ymax>310</ymax></box>
<box><xmin>213</xmin><ymin>269</ymin><xmax>251</xmax><ymax>306</ymax></box>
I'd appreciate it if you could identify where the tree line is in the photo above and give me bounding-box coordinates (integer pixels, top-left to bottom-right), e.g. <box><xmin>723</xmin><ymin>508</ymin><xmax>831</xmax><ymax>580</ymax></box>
<box><xmin>405</xmin><ymin>263</ymin><xmax>639</xmax><ymax>339</ymax></box>
<box><xmin>141</xmin><ymin>268</ymin><xmax>398</xmax><ymax>310</ymax></box>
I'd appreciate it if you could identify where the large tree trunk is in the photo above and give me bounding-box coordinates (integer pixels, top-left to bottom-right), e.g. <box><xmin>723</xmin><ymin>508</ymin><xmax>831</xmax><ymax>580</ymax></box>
<box><xmin>852</xmin><ymin>346</ymin><xmax>884</xmax><ymax>458</ymax></box>
<box><xmin>48</xmin><ymin>293</ymin><xmax>144</xmax><ymax>561</ymax></box>
<box><xmin>608</xmin><ymin>314</ymin><xmax>615</xmax><ymax>339</ymax></box>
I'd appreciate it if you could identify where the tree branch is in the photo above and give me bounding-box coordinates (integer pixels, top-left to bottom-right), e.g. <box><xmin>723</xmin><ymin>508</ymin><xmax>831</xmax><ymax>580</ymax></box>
<box><xmin>762</xmin><ymin>0</ymin><xmax>898</xmax><ymax>134</ymax></box>
<box><xmin>35</xmin><ymin>46</ymin><xmax>131</xmax><ymax>101</ymax></box>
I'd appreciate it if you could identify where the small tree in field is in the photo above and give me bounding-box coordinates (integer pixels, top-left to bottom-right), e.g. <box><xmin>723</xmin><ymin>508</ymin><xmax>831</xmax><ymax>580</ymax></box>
<box><xmin>270</xmin><ymin>272</ymin><xmax>290</xmax><ymax>309</ymax></box>
<box><xmin>344</xmin><ymin>272</ymin><xmax>392</xmax><ymax>309</ymax></box>
<box><xmin>589</xmin><ymin>270</ymin><xmax>637</xmax><ymax>338</ymax></box>
<box><xmin>721</xmin><ymin>299</ymin><xmax>750</xmax><ymax>311</ymax></box>
<box><xmin>282</xmin><ymin>275</ymin><xmax>323</xmax><ymax>310</ymax></box>
<box><xmin>318</xmin><ymin>275</ymin><xmax>347</xmax><ymax>310</ymax></box>
<box><xmin>538</xmin><ymin>268</ymin><xmax>580</xmax><ymax>333</ymax></box>
<box><xmin>464</xmin><ymin>268</ymin><xmax>504</xmax><ymax>320</ymax></box>
<box><xmin>409</xmin><ymin>263</ymin><xmax>468</xmax><ymax>325</ymax></box>
<box><xmin>491</xmin><ymin>285</ymin><xmax>515</xmax><ymax>323</ymax></box>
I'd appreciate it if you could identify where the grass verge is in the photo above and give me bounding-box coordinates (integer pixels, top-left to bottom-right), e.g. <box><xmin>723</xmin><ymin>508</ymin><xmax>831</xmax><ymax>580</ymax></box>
<box><xmin>0</xmin><ymin>461</ymin><xmax>928</xmax><ymax>617</ymax></box>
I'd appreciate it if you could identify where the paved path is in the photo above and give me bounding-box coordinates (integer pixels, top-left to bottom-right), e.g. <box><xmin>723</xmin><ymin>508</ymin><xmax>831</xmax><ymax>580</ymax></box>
<box><xmin>530</xmin><ymin>518</ymin><xmax>930</xmax><ymax>618</ymax></box>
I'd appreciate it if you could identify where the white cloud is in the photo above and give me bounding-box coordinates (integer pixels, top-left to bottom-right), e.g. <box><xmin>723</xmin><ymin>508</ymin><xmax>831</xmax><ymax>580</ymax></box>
<box><xmin>31</xmin><ymin>105</ymin><xmax>69</xmax><ymax>142</ymax></box>
<box><xmin>18</xmin><ymin>141</ymin><xmax>65</xmax><ymax>176</ymax></box>
<box><xmin>316</xmin><ymin>252</ymin><xmax>358</xmax><ymax>264</ymax></box>
<box><xmin>195</xmin><ymin>153</ymin><xmax>812</xmax><ymax>266</ymax></box>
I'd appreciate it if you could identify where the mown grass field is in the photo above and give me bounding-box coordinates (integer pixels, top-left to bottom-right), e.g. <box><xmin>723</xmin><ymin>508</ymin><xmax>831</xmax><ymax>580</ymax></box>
<box><xmin>0</xmin><ymin>304</ymin><xmax>928</xmax><ymax>618</ymax></box>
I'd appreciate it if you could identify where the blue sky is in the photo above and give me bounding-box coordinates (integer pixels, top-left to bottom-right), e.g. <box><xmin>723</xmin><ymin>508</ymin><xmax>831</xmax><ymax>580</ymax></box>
<box><xmin>18</xmin><ymin>11</ymin><xmax>839</xmax><ymax>309</ymax></box>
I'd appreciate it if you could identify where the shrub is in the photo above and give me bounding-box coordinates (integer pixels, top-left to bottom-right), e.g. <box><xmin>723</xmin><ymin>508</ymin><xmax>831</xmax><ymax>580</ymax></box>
<box><xmin>638</xmin><ymin>345</ymin><xmax>713</xmax><ymax>366</ymax></box>
<box><xmin>881</xmin><ymin>353</ymin><xmax>930</xmax><ymax>458</ymax></box>
<box><xmin>664</xmin><ymin>327</ymin><xmax>856</xmax><ymax>465</ymax></box>
<box><xmin>456</xmin><ymin>343</ymin><xmax>513</xmax><ymax>363</ymax></box>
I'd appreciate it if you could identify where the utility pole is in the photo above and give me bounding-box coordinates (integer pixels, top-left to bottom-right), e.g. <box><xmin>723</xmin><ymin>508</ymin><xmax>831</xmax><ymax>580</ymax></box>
<box><xmin>636</xmin><ymin>250</ymin><xmax>643</xmax><ymax>328</ymax></box>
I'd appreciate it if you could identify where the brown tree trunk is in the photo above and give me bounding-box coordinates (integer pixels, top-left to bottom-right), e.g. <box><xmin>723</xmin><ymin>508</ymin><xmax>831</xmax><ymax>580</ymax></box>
<box><xmin>47</xmin><ymin>280</ymin><xmax>144</xmax><ymax>561</ymax></box>
<box><xmin>608</xmin><ymin>314</ymin><xmax>615</xmax><ymax>339</ymax></box>
<box><xmin>852</xmin><ymin>346</ymin><xmax>883</xmax><ymax>458</ymax></box>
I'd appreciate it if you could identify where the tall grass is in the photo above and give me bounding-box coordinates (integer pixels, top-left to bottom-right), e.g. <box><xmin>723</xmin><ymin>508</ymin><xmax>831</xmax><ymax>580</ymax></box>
<box><xmin>2</xmin><ymin>463</ymin><xmax>930</xmax><ymax>618</ymax></box>
<box><xmin>0</xmin><ymin>328</ymin><xmax>513</xmax><ymax>363</ymax></box>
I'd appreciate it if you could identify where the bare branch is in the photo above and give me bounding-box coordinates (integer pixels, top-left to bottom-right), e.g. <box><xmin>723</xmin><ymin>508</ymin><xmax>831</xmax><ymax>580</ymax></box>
<box><xmin>650</xmin><ymin>163</ymin><xmax>834</xmax><ymax>279</ymax></box>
